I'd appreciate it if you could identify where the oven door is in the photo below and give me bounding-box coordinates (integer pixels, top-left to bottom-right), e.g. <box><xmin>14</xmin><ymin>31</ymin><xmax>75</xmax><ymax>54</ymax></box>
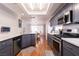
<box><xmin>53</xmin><ymin>39</ymin><xmax>62</xmax><ymax>56</ymax></box>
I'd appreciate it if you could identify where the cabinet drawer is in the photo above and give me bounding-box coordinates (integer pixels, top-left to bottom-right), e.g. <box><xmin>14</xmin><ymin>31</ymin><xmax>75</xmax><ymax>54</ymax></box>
<box><xmin>63</xmin><ymin>40</ymin><xmax>79</xmax><ymax>55</ymax></box>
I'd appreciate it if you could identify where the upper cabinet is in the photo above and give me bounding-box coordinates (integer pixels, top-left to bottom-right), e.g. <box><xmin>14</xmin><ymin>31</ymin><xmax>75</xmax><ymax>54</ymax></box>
<box><xmin>49</xmin><ymin>19</ymin><xmax>53</xmax><ymax>26</ymax></box>
<box><xmin>50</xmin><ymin>17</ymin><xmax>58</xmax><ymax>26</ymax></box>
<box><xmin>73</xmin><ymin>4</ymin><xmax>79</xmax><ymax>22</ymax></box>
<box><xmin>49</xmin><ymin>3</ymin><xmax>75</xmax><ymax>26</ymax></box>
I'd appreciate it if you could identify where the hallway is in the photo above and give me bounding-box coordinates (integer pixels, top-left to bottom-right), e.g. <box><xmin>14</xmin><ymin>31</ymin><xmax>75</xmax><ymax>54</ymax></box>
<box><xmin>17</xmin><ymin>36</ymin><xmax>54</xmax><ymax>56</ymax></box>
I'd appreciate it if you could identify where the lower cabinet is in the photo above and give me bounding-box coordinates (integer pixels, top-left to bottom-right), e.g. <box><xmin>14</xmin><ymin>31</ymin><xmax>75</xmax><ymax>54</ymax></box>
<box><xmin>0</xmin><ymin>34</ymin><xmax>35</xmax><ymax>56</ymax></box>
<box><xmin>63</xmin><ymin>47</ymin><xmax>74</xmax><ymax>56</ymax></box>
<box><xmin>47</xmin><ymin>34</ymin><xmax>50</xmax><ymax>46</ymax></box>
<box><xmin>21</xmin><ymin>34</ymin><xmax>31</xmax><ymax>48</ymax></box>
<box><xmin>21</xmin><ymin>34</ymin><xmax>35</xmax><ymax>49</ymax></box>
<box><xmin>0</xmin><ymin>39</ymin><xmax>13</xmax><ymax>56</ymax></box>
<box><xmin>63</xmin><ymin>40</ymin><xmax>79</xmax><ymax>56</ymax></box>
<box><xmin>31</xmin><ymin>34</ymin><xmax>35</xmax><ymax>46</ymax></box>
<box><xmin>47</xmin><ymin>34</ymin><xmax>53</xmax><ymax>49</ymax></box>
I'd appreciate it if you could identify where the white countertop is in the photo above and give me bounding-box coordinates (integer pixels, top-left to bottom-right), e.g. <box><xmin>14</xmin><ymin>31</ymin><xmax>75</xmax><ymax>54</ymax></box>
<box><xmin>62</xmin><ymin>38</ymin><xmax>79</xmax><ymax>47</ymax></box>
<box><xmin>0</xmin><ymin>34</ymin><xmax>22</xmax><ymax>41</ymax></box>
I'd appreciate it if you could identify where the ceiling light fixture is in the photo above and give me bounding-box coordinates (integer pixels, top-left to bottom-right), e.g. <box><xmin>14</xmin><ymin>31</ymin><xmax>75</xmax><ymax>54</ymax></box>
<box><xmin>39</xmin><ymin>3</ymin><xmax>43</xmax><ymax>10</ymax></box>
<box><xmin>21</xmin><ymin>3</ymin><xmax>50</xmax><ymax>15</ymax></box>
<box><xmin>29</xmin><ymin>3</ymin><xmax>34</xmax><ymax>10</ymax></box>
<box><xmin>27</xmin><ymin>3</ymin><xmax>44</xmax><ymax>10</ymax></box>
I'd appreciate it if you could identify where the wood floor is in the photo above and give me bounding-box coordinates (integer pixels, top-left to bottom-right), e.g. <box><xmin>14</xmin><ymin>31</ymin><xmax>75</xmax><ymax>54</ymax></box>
<box><xmin>17</xmin><ymin>36</ymin><xmax>52</xmax><ymax>56</ymax></box>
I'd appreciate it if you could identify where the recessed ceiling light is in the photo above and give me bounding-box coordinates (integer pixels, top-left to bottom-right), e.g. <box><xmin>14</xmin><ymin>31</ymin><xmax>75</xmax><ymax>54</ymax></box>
<box><xmin>21</xmin><ymin>3</ymin><xmax>50</xmax><ymax>15</ymax></box>
<box><xmin>28</xmin><ymin>3</ymin><xmax>44</xmax><ymax>10</ymax></box>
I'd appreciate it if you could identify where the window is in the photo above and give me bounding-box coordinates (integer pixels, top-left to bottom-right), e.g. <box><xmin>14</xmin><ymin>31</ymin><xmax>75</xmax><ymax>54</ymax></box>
<box><xmin>31</xmin><ymin>25</ymin><xmax>43</xmax><ymax>34</ymax></box>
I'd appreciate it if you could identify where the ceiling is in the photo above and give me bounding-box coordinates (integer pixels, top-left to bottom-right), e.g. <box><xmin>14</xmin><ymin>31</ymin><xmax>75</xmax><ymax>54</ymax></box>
<box><xmin>1</xmin><ymin>3</ymin><xmax>65</xmax><ymax>25</ymax></box>
<box><xmin>21</xmin><ymin>3</ymin><xmax>50</xmax><ymax>15</ymax></box>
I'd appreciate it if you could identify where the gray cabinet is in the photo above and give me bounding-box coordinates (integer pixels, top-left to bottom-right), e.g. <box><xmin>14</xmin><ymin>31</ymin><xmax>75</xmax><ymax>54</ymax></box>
<box><xmin>73</xmin><ymin>4</ymin><xmax>79</xmax><ymax>22</ymax></box>
<box><xmin>31</xmin><ymin>34</ymin><xmax>35</xmax><ymax>46</ymax></box>
<box><xmin>63</xmin><ymin>47</ymin><xmax>74</xmax><ymax>56</ymax></box>
<box><xmin>21</xmin><ymin>34</ymin><xmax>35</xmax><ymax>49</ymax></box>
<box><xmin>63</xmin><ymin>40</ymin><xmax>79</xmax><ymax>56</ymax></box>
<box><xmin>47</xmin><ymin>34</ymin><xmax>50</xmax><ymax>45</ymax></box>
<box><xmin>50</xmin><ymin>17</ymin><xmax>58</xmax><ymax>26</ymax></box>
<box><xmin>47</xmin><ymin>34</ymin><xmax>53</xmax><ymax>49</ymax></box>
<box><xmin>0</xmin><ymin>39</ymin><xmax>13</xmax><ymax>56</ymax></box>
<box><xmin>22</xmin><ymin>34</ymin><xmax>31</xmax><ymax>48</ymax></box>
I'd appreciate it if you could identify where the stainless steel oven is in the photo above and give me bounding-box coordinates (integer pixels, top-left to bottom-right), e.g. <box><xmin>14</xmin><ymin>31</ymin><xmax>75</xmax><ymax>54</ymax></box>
<box><xmin>52</xmin><ymin>35</ymin><xmax>63</xmax><ymax>56</ymax></box>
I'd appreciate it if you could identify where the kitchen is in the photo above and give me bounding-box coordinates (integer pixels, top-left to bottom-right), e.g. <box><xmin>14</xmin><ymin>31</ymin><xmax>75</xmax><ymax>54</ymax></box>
<box><xmin>0</xmin><ymin>3</ymin><xmax>79</xmax><ymax>56</ymax></box>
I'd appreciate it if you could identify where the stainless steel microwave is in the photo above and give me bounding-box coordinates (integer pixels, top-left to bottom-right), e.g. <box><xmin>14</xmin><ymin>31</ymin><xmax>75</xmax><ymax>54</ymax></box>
<box><xmin>64</xmin><ymin>10</ymin><xmax>73</xmax><ymax>24</ymax></box>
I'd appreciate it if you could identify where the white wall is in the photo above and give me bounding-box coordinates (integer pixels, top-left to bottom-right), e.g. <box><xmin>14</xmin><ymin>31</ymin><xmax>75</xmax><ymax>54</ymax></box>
<box><xmin>22</xmin><ymin>21</ymin><xmax>45</xmax><ymax>35</ymax></box>
<box><xmin>22</xmin><ymin>23</ymin><xmax>31</xmax><ymax>34</ymax></box>
<box><xmin>22</xmin><ymin>16</ymin><xmax>46</xmax><ymax>35</ymax></box>
<box><xmin>0</xmin><ymin>4</ymin><xmax>23</xmax><ymax>41</ymax></box>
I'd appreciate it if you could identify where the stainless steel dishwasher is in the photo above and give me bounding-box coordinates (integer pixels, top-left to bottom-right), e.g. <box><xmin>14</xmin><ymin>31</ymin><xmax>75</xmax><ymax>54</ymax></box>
<box><xmin>13</xmin><ymin>36</ymin><xmax>22</xmax><ymax>56</ymax></box>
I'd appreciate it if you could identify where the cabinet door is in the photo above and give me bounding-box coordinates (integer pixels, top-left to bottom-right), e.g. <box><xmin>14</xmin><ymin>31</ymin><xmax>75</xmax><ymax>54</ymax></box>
<box><xmin>48</xmin><ymin>38</ymin><xmax>51</xmax><ymax>47</ymax></box>
<box><xmin>73</xmin><ymin>4</ymin><xmax>79</xmax><ymax>22</ymax></box>
<box><xmin>22</xmin><ymin>34</ymin><xmax>31</xmax><ymax>48</ymax></box>
<box><xmin>47</xmin><ymin>34</ymin><xmax>53</xmax><ymax>48</ymax></box>
<box><xmin>48</xmin><ymin>38</ymin><xmax>50</xmax><ymax>46</ymax></box>
<box><xmin>63</xmin><ymin>40</ymin><xmax>79</xmax><ymax>56</ymax></box>
<box><xmin>0</xmin><ymin>39</ymin><xmax>13</xmax><ymax>56</ymax></box>
<box><xmin>63</xmin><ymin>40</ymin><xmax>74</xmax><ymax>56</ymax></box>
<box><xmin>0</xmin><ymin>46</ymin><xmax>11</xmax><ymax>56</ymax></box>
<box><xmin>63</xmin><ymin>47</ymin><xmax>75</xmax><ymax>56</ymax></box>
<box><xmin>31</xmin><ymin>34</ymin><xmax>35</xmax><ymax>46</ymax></box>
<box><xmin>48</xmin><ymin>35</ymin><xmax>53</xmax><ymax>49</ymax></box>
<box><xmin>50</xmin><ymin>17</ymin><xmax>58</xmax><ymax>26</ymax></box>
<box><xmin>47</xmin><ymin>34</ymin><xmax>50</xmax><ymax>45</ymax></box>
<box><xmin>48</xmin><ymin>35</ymin><xmax>51</xmax><ymax>47</ymax></box>
<box><xmin>50</xmin><ymin>38</ymin><xmax>53</xmax><ymax>49</ymax></box>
